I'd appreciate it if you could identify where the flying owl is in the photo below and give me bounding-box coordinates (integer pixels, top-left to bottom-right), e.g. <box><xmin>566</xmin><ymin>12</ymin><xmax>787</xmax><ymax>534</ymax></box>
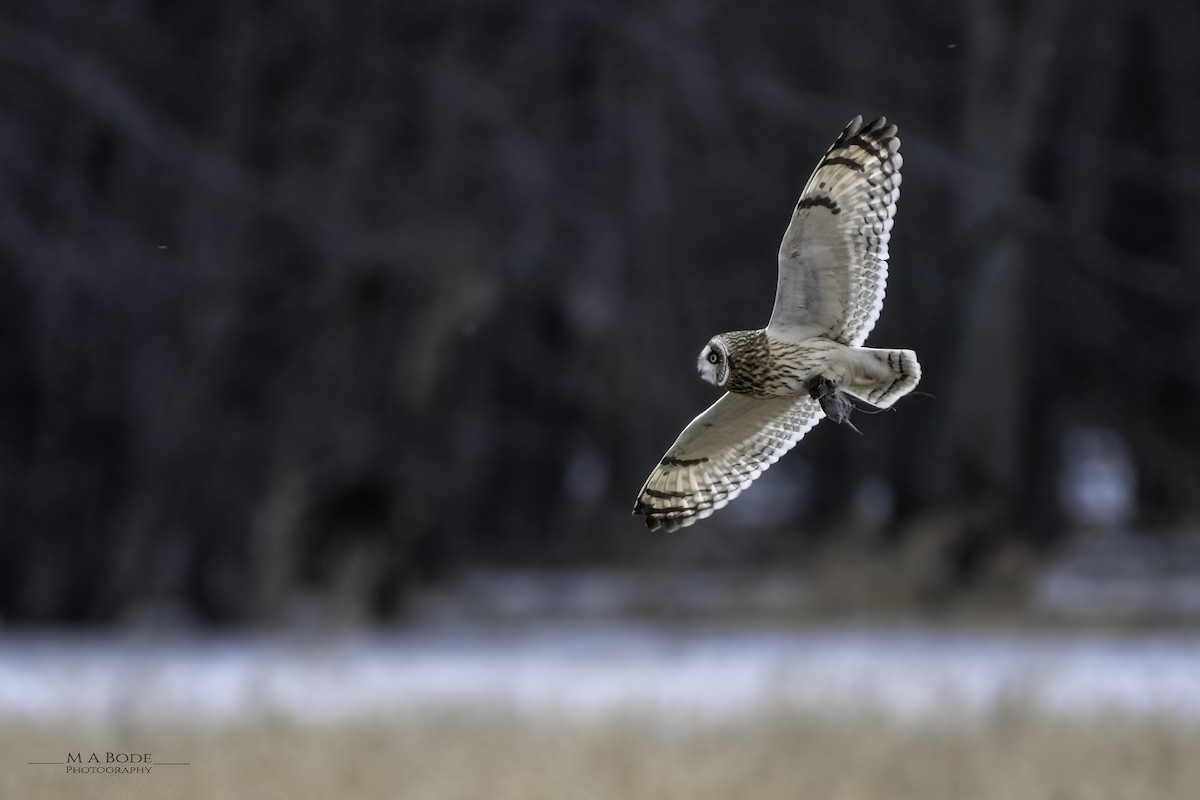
<box><xmin>633</xmin><ymin>116</ymin><xmax>920</xmax><ymax>533</ymax></box>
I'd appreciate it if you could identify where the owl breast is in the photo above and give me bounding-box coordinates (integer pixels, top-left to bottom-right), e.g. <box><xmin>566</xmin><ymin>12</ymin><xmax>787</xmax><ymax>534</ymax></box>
<box><xmin>724</xmin><ymin>331</ymin><xmax>839</xmax><ymax>399</ymax></box>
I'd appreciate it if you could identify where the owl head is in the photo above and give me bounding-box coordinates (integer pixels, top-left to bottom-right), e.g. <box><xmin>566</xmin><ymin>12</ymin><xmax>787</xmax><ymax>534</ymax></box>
<box><xmin>697</xmin><ymin>336</ymin><xmax>730</xmax><ymax>387</ymax></box>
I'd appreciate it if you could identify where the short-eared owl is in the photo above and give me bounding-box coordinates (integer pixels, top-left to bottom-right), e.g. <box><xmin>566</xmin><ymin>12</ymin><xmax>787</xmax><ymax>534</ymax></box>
<box><xmin>633</xmin><ymin>116</ymin><xmax>920</xmax><ymax>532</ymax></box>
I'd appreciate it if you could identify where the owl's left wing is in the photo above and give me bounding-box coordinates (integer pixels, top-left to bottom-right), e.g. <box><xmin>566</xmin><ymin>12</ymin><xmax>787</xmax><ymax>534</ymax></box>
<box><xmin>633</xmin><ymin>393</ymin><xmax>824</xmax><ymax>532</ymax></box>
<box><xmin>767</xmin><ymin>116</ymin><xmax>902</xmax><ymax>347</ymax></box>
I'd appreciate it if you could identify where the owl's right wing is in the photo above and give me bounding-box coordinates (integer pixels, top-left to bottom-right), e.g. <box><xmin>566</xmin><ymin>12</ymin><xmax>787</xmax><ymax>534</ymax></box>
<box><xmin>633</xmin><ymin>393</ymin><xmax>824</xmax><ymax>532</ymax></box>
<box><xmin>767</xmin><ymin>116</ymin><xmax>902</xmax><ymax>347</ymax></box>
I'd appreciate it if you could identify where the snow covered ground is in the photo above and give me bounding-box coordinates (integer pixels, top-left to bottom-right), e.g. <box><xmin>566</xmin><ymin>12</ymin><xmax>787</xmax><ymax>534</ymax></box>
<box><xmin>1</xmin><ymin>624</ymin><xmax>1198</xmax><ymax>726</ymax></box>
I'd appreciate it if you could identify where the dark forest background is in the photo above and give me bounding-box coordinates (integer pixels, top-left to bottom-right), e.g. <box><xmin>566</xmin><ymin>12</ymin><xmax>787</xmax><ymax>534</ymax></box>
<box><xmin>1</xmin><ymin>0</ymin><xmax>1198</xmax><ymax>625</ymax></box>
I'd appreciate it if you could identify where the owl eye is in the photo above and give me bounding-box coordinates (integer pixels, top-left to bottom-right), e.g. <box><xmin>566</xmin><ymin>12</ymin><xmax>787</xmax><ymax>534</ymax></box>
<box><xmin>707</xmin><ymin>352</ymin><xmax>720</xmax><ymax>364</ymax></box>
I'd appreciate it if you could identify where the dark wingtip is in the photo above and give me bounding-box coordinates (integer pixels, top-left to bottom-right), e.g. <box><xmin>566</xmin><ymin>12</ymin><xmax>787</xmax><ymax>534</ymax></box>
<box><xmin>648</xmin><ymin>516</ymin><xmax>680</xmax><ymax>533</ymax></box>
<box><xmin>632</xmin><ymin>504</ymin><xmax>682</xmax><ymax>533</ymax></box>
<box><xmin>632</xmin><ymin>497</ymin><xmax>661</xmax><ymax>531</ymax></box>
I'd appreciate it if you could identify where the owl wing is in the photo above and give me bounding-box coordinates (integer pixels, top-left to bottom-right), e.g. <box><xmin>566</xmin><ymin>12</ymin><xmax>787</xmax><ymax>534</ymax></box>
<box><xmin>766</xmin><ymin>116</ymin><xmax>902</xmax><ymax>347</ymax></box>
<box><xmin>633</xmin><ymin>393</ymin><xmax>824</xmax><ymax>532</ymax></box>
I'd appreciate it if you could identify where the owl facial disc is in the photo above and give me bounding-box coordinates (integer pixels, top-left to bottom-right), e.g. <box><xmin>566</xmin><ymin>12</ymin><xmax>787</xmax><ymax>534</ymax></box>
<box><xmin>697</xmin><ymin>338</ymin><xmax>728</xmax><ymax>387</ymax></box>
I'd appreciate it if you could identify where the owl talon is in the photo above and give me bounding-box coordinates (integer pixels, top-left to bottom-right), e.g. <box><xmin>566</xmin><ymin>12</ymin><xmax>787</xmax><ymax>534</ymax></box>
<box><xmin>806</xmin><ymin>376</ymin><xmax>859</xmax><ymax>433</ymax></box>
<box><xmin>804</xmin><ymin>375</ymin><xmax>836</xmax><ymax>400</ymax></box>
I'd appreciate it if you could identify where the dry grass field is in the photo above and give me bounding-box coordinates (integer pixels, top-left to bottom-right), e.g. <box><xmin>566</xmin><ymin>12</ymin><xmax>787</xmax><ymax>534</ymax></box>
<box><xmin>4</xmin><ymin>705</ymin><xmax>1198</xmax><ymax>800</ymax></box>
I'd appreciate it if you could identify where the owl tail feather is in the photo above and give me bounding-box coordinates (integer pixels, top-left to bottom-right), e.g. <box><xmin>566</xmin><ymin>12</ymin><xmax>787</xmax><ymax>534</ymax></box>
<box><xmin>840</xmin><ymin>347</ymin><xmax>921</xmax><ymax>409</ymax></box>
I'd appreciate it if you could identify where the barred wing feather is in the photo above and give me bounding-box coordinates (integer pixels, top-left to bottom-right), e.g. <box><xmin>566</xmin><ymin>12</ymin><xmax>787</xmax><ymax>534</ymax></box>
<box><xmin>767</xmin><ymin>116</ymin><xmax>902</xmax><ymax>347</ymax></box>
<box><xmin>633</xmin><ymin>393</ymin><xmax>824</xmax><ymax>532</ymax></box>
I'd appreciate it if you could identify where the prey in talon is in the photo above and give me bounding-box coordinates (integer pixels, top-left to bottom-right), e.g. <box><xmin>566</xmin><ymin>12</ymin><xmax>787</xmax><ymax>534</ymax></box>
<box><xmin>805</xmin><ymin>375</ymin><xmax>860</xmax><ymax>434</ymax></box>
